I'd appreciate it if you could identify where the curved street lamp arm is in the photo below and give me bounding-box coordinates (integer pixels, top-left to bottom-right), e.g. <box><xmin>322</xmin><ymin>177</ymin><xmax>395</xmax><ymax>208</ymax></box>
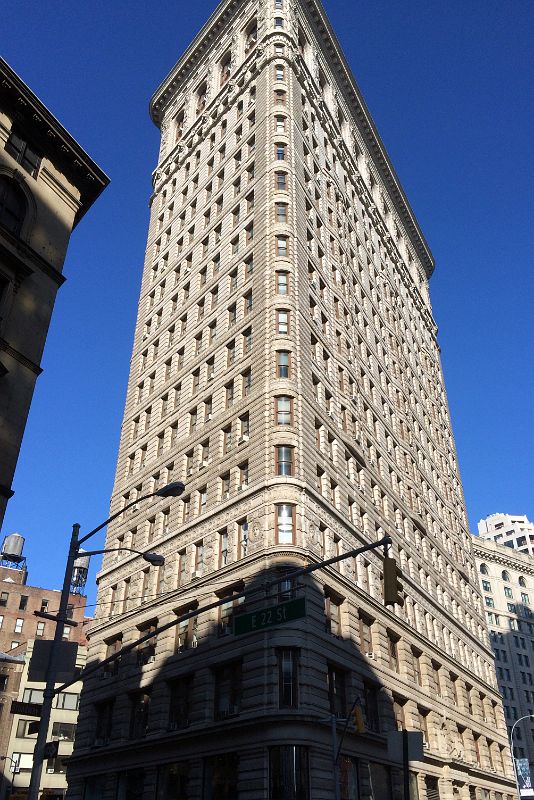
<box><xmin>82</xmin><ymin>547</ymin><xmax>154</xmax><ymax>558</ymax></box>
<box><xmin>78</xmin><ymin>494</ymin><xmax>157</xmax><ymax>545</ymax></box>
<box><xmin>509</xmin><ymin>713</ymin><xmax>534</xmax><ymax>800</ymax></box>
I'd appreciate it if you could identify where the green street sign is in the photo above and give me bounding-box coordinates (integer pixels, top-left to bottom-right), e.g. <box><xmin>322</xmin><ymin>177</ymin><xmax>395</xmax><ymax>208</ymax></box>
<box><xmin>234</xmin><ymin>597</ymin><xmax>306</xmax><ymax>636</ymax></box>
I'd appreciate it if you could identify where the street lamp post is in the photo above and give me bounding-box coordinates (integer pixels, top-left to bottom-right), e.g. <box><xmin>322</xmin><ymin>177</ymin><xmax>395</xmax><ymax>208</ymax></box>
<box><xmin>510</xmin><ymin>714</ymin><xmax>534</xmax><ymax>800</ymax></box>
<box><xmin>26</xmin><ymin>481</ymin><xmax>185</xmax><ymax>800</ymax></box>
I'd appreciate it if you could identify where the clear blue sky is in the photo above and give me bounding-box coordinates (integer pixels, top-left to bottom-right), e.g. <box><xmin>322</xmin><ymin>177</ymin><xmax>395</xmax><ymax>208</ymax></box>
<box><xmin>2</xmin><ymin>0</ymin><xmax>533</xmax><ymax>608</ymax></box>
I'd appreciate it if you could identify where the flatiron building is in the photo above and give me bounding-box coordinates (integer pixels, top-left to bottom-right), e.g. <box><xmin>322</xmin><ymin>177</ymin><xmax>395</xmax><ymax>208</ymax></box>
<box><xmin>68</xmin><ymin>2</ymin><xmax>515</xmax><ymax>799</ymax></box>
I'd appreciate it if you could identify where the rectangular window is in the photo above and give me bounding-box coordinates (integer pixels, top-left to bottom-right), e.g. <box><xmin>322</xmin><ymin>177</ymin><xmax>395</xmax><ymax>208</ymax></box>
<box><xmin>276</xmin><ymin>271</ymin><xmax>289</xmax><ymax>294</ymax></box>
<box><xmin>325</xmin><ymin>594</ymin><xmax>342</xmax><ymax>636</ymax></box>
<box><xmin>327</xmin><ymin>664</ymin><xmax>347</xmax><ymax>718</ymax></box>
<box><xmin>278</xmin><ymin>649</ymin><xmax>299</xmax><ymax>709</ymax></box>
<box><xmin>363</xmin><ymin>684</ymin><xmax>380</xmax><ymax>733</ymax></box>
<box><xmin>156</xmin><ymin>762</ymin><xmax>190</xmax><ymax>800</ymax></box>
<box><xmin>55</xmin><ymin>692</ymin><xmax>80</xmax><ymax>711</ymax></box>
<box><xmin>276</xmin><ymin>236</ymin><xmax>288</xmax><ymax>257</ymax></box>
<box><xmin>214</xmin><ymin>661</ymin><xmax>242</xmax><ymax>719</ymax></box>
<box><xmin>276</xmin><ymin>351</ymin><xmax>290</xmax><ymax>378</ymax></box>
<box><xmin>275</xmin><ymin>172</ymin><xmax>287</xmax><ymax>190</ymax></box>
<box><xmin>275</xmin><ymin>446</ymin><xmax>293</xmax><ymax>476</ymax></box>
<box><xmin>52</xmin><ymin>721</ymin><xmax>77</xmax><ymax>741</ymax></box>
<box><xmin>204</xmin><ymin>753</ymin><xmax>239</xmax><ymax>800</ymax></box>
<box><xmin>14</xmin><ymin>618</ymin><xmax>23</xmax><ymax>633</ymax></box>
<box><xmin>275</xmin><ymin>203</ymin><xmax>288</xmax><ymax>224</ymax></box>
<box><xmin>276</xmin><ymin>310</ymin><xmax>289</xmax><ymax>335</ymax></box>
<box><xmin>359</xmin><ymin>614</ymin><xmax>373</xmax><ymax>654</ymax></box>
<box><xmin>238</xmin><ymin>518</ymin><xmax>249</xmax><ymax>557</ymax></box>
<box><xmin>129</xmin><ymin>692</ymin><xmax>150</xmax><ymax>739</ymax></box>
<box><xmin>275</xmin><ymin>396</ymin><xmax>292</xmax><ymax>425</ymax></box>
<box><xmin>219</xmin><ymin>529</ymin><xmax>229</xmax><ymax>567</ymax></box>
<box><xmin>276</xmin><ymin>504</ymin><xmax>295</xmax><ymax>544</ymax></box>
<box><xmin>269</xmin><ymin>747</ymin><xmax>309</xmax><ymax>800</ymax></box>
<box><xmin>176</xmin><ymin>608</ymin><xmax>198</xmax><ymax>652</ymax></box>
<box><xmin>0</xmin><ymin>592</ymin><xmax>8</xmax><ymax>607</ymax></box>
<box><xmin>168</xmin><ymin>676</ymin><xmax>192</xmax><ymax>731</ymax></box>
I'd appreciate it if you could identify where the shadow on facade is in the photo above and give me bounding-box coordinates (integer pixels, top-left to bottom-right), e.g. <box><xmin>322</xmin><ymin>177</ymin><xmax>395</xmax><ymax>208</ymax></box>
<box><xmin>66</xmin><ymin>563</ymin><xmax>406</xmax><ymax>800</ymax></box>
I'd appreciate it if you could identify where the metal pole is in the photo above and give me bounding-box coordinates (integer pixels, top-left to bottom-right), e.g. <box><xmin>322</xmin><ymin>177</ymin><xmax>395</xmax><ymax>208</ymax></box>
<box><xmin>1</xmin><ymin>757</ymin><xmax>17</xmax><ymax>800</ymax></box>
<box><xmin>509</xmin><ymin>714</ymin><xmax>534</xmax><ymax>800</ymax></box>
<box><xmin>510</xmin><ymin>719</ymin><xmax>521</xmax><ymax>800</ymax></box>
<box><xmin>402</xmin><ymin>729</ymin><xmax>410</xmax><ymax>800</ymax></box>
<box><xmin>331</xmin><ymin>714</ymin><xmax>341</xmax><ymax>800</ymax></box>
<box><xmin>27</xmin><ymin>523</ymin><xmax>80</xmax><ymax>800</ymax></box>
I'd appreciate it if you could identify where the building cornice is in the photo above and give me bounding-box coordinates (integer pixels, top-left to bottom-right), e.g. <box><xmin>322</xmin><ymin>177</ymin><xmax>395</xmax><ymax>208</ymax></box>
<box><xmin>149</xmin><ymin>0</ymin><xmax>434</xmax><ymax>278</ymax></box>
<box><xmin>301</xmin><ymin>0</ymin><xmax>433</xmax><ymax>278</ymax></box>
<box><xmin>0</xmin><ymin>58</ymin><xmax>109</xmax><ymax>225</ymax></box>
<box><xmin>472</xmin><ymin>536</ymin><xmax>534</xmax><ymax>576</ymax></box>
<box><xmin>150</xmin><ymin>0</ymin><xmax>242</xmax><ymax>125</ymax></box>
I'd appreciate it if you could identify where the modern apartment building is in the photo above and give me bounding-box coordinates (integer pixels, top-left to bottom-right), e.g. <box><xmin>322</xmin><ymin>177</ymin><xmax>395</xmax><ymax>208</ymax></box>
<box><xmin>478</xmin><ymin>514</ymin><xmax>534</xmax><ymax>557</ymax></box>
<box><xmin>474</xmin><ymin>536</ymin><xmax>534</xmax><ymax>798</ymax></box>
<box><xmin>68</xmin><ymin>1</ymin><xmax>514</xmax><ymax>798</ymax></box>
<box><xmin>0</xmin><ymin>58</ymin><xmax>108</xmax><ymax>527</ymax></box>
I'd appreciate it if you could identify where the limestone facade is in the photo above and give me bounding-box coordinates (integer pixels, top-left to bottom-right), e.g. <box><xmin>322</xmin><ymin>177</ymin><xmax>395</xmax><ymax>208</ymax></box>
<box><xmin>67</xmin><ymin>2</ymin><xmax>514</xmax><ymax>799</ymax></box>
<box><xmin>474</xmin><ymin>535</ymin><xmax>534</xmax><ymax>798</ymax></box>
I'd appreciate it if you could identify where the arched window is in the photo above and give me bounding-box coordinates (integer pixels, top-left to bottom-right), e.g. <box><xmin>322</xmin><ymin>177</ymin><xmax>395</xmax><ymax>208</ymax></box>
<box><xmin>220</xmin><ymin>54</ymin><xmax>231</xmax><ymax>87</ymax></box>
<box><xmin>244</xmin><ymin>21</ymin><xmax>258</xmax><ymax>54</ymax></box>
<box><xmin>174</xmin><ymin>110</ymin><xmax>185</xmax><ymax>143</ymax></box>
<box><xmin>502</xmin><ymin>570</ymin><xmax>511</xmax><ymax>583</ymax></box>
<box><xmin>0</xmin><ymin>177</ymin><xmax>27</xmax><ymax>236</ymax></box>
<box><xmin>196</xmin><ymin>83</ymin><xmax>207</xmax><ymax>115</ymax></box>
<box><xmin>519</xmin><ymin>576</ymin><xmax>527</xmax><ymax>588</ymax></box>
<box><xmin>479</xmin><ymin>564</ymin><xmax>488</xmax><ymax>575</ymax></box>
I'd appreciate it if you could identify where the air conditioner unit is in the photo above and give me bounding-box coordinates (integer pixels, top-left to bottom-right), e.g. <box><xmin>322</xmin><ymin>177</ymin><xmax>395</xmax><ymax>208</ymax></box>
<box><xmin>192</xmin><ymin>570</ymin><xmax>203</xmax><ymax>579</ymax></box>
<box><xmin>423</xmin><ymin>741</ymin><xmax>429</xmax><ymax>750</ymax></box>
<box><xmin>238</xmin><ymin>435</ymin><xmax>249</xmax><ymax>444</ymax></box>
<box><xmin>186</xmin><ymin>468</ymin><xmax>193</xmax><ymax>477</ymax></box>
<box><xmin>142</xmin><ymin>333</ymin><xmax>149</xmax><ymax>340</ymax></box>
<box><xmin>365</xmin><ymin>652</ymin><xmax>376</xmax><ymax>659</ymax></box>
<box><xmin>131</xmin><ymin>504</ymin><xmax>139</xmax><ymax>513</ymax></box>
<box><xmin>310</xmin><ymin>281</ymin><xmax>318</xmax><ymax>291</ymax></box>
<box><xmin>327</xmin><ymin>411</ymin><xmax>335</xmax><ymax>418</ymax></box>
<box><xmin>206</xmin><ymin>413</ymin><xmax>212</xmax><ymax>420</ymax></box>
<box><xmin>238</xmin><ymin>483</ymin><xmax>248</xmax><ymax>492</ymax></box>
<box><xmin>201</xmin><ymin>459</ymin><xmax>210</xmax><ymax>467</ymax></box>
<box><xmin>222</xmin><ymin>491</ymin><xmax>230</xmax><ymax>501</ymax></box>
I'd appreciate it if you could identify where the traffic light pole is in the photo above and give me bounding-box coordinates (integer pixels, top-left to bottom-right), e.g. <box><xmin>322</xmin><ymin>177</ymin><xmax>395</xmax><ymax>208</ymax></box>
<box><xmin>331</xmin><ymin>715</ymin><xmax>341</xmax><ymax>800</ymax></box>
<box><xmin>403</xmin><ymin>729</ymin><xmax>410</xmax><ymax>800</ymax></box>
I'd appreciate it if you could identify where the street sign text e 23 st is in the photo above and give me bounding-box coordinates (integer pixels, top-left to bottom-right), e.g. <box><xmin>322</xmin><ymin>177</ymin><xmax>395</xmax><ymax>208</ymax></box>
<box><xmin>234</xmin><ymin>597</ymin><xmax>306</xmax><ymax>636</ymax></box>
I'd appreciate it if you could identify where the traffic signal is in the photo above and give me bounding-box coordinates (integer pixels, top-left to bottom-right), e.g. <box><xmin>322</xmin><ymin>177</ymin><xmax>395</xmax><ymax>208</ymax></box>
<box><xmin>383</xmin><ymin>556</ymin><xmax>404</xmax><ymax>606</ymax></box>
<box><xmin>353</xmin><ymin>705</ymin><xmax>365</xmax><ymax>734</ymax></box>
<box><xmin>43</xmin><ymin>740</ymin><xmax>59</xmax><ymax>759</ymax></box>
